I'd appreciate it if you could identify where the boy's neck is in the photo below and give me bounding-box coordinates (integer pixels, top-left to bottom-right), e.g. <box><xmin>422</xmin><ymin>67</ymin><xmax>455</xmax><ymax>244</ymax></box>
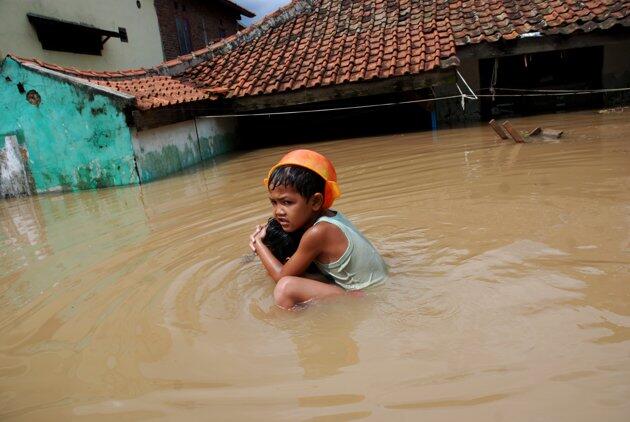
<box><xmin>305</xmin><ymin>209</ymin><xmax>334</xmax><ymax>229</ymax></box>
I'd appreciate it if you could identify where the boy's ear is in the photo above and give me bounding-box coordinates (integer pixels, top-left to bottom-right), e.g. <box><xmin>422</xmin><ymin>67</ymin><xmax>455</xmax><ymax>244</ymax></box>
<box><xmin>310</xmin><ymin>192</ymin><xmax>324</xmax><ymax>210</ymax></box>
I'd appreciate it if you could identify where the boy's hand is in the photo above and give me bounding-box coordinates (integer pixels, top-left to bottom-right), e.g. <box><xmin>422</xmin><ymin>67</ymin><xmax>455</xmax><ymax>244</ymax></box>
<box><xmin>249</xmin><ymin>224</ymin><xmax>267</xmax><ymax>254</ymax></box>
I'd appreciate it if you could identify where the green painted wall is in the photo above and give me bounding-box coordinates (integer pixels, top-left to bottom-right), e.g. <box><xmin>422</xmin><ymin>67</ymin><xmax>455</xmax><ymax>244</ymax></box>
<box><xmin>0</xmin><ymin>57</ymin><xmax>139</xmax><ymax>193</ymax></box>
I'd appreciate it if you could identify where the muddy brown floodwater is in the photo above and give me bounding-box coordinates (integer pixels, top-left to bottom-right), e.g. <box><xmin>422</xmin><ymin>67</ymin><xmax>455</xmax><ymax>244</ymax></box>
<box><xmin>1</xmin><ymin>110</ymin><xmax>629</xmax><ymax>421</ymax></box>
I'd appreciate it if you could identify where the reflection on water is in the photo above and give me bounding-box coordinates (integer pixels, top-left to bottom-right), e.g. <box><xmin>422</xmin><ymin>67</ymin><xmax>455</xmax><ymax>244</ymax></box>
<box><xmin>1</xmin><ymin>110</ymin><xmax>629</xmax><ymax>421</ymax></box>
<box><xmin>250</xmin><ymin>296</ymin><xmax>372</xmax><ymax>380</ymax></box>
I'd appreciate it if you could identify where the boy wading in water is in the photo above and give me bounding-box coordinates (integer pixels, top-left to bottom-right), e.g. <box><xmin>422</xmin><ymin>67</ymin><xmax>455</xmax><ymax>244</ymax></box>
<box><xmin>250</xmin><ymin>149</ymin><xmax>387</xmax><ymax>309</ymax></box>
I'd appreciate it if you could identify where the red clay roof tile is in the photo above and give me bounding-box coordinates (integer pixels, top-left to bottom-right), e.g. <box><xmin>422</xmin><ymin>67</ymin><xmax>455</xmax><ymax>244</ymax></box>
<box><xmin>179</xmin><ymin>0</ymin><xmax>460</xmax><ymax>98</ymax></box>
<box><xmin>9</xmin><ymin>1</ymin><xmax>630</xmax><ymax>110</ymax></box>
<box><xmin>10</xmin><ymin>56</ymin><xmax>224</xmax><ymax>110</ymax></box>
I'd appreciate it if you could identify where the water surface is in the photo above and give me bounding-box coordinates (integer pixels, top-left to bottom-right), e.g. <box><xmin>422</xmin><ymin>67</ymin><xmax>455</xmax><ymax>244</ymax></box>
<box><xmin>1</xmin><ymin>110</ymin><xmax>629</xmax><ymax>421</ymax></box>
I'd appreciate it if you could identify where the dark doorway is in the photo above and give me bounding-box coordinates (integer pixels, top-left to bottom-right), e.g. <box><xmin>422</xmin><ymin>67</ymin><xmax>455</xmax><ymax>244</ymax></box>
<box><xmin>479</xmin><ymin>46</ymin><xmax>604</xmax><ymax>119</ymax></box>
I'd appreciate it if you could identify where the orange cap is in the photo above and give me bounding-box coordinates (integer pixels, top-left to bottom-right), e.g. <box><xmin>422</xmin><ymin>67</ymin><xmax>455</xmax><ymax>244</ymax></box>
<box><xmin>263</xmin><ymin>149</ymin><xmax>341</xmax><ymax>209</ymax></box>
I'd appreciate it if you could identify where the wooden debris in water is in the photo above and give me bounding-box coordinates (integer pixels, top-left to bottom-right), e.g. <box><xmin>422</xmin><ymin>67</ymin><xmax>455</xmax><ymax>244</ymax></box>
<box><xmin>501</xmin><ymin>121</ymin><xmax>526</xmax><ymax>143</ymax></box>
<box><xmin>528</xmin><ymin>127</ymin><xmax>542</xmax><ymax>137</ymax></box>
<box><xmin>598</xmin><ymin>106</ymin><xmax>627</xmax><ymax>114</ymax></box>
<box><xmin>490</xmin><ymin>120</ymin><xmax>564</xmax><ymax>143</ymax></box>
<box><xmin>541</xmin><ymin>129</ymin><xmax>563</xmax><ymax>139</ymax></box>
<box><xmin>489</xmin><ymin>119</ymin><xmax>509</xmax><ymax>140</ymax></box>
<box><xmin>528</xmin><ymin>128</ymin><xmax>563</xmax><ymax>139</ymax></box>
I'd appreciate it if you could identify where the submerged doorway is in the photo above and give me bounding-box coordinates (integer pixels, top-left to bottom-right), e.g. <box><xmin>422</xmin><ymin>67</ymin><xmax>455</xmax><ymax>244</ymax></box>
<box><xmin>1</xmin><ymin>135</ymin><xmax>33</xmax><ymax>197</ymax></box>
<box><xmin>480</xmin><ymin>46</ymin><xmax>604</xmax><ymax>119</ymax></box>
<box><xmin>238</xmin><ymin>90</ymin><xmax>435</xmax><ymax>148</ymax></box>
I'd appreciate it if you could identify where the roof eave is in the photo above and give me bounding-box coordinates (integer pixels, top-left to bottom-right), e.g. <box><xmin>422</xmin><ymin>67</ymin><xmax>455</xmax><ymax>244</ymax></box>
<box><xmin>8</xmin><ymin>55</ymin><xmax>136</xmax><ymax>106</ymax></box>
<box><xmin>216</xmin><ymin>0</ymin><xmax>255</xmax><ymax>18</ymax></box>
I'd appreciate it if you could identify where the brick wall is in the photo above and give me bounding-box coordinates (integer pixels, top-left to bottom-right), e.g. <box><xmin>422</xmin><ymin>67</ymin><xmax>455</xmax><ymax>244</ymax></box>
<box><xmin>154</xmin><ymin>0</ymin><xmax>241</xmax><ymax>61</ymax></box>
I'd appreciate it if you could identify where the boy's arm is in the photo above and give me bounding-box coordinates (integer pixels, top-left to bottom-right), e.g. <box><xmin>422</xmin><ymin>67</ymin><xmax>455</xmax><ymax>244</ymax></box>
<box><xmin>252</xmin><ymin>225</ymin><xmax>325</xmax><ymax>283</ymax></box>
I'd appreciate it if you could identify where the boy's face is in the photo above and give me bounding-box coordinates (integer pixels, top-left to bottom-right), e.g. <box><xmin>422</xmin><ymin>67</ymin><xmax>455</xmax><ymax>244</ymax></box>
<box><xmin>268</xmin><ymin>184</ymin><xmax>322</xmax><ymax>233</ymax></box>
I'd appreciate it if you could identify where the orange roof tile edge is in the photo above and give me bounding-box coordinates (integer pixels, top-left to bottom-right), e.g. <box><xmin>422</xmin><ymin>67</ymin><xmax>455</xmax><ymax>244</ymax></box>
<box><xmin>5</xmin><ymin>1</ymin><xmax>630</xmax><ymax>109</ymax></box>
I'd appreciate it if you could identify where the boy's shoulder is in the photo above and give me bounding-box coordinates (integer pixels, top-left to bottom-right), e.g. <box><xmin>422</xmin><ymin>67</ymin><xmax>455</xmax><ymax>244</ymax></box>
<box><xmin>304</xmin><ymin>220</ymin><xmax>337</xmax><ymax>240</ymax></box>
<box><xmin>304</xmin><ymin>219</ymin><xmax>346</xmax><ymax>245</ymax></box>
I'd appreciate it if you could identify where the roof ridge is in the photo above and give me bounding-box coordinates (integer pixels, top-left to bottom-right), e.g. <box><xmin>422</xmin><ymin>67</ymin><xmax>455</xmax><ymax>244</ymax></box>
<box><xmin>5</xmin><ymin>1</ymin><xmax>316</xmax><ymax>80</ymax></box>
<box><xmin>7</xmin><ymin>53</ymin><xmax>152</xmax><ymax>80</ymax></box>
<box><xmin>154</xmin><ymin>0</ymin><xmax>317</xmax><ymax>76</ymax></box>
<box><xmin>217</xmin><ymin>0</ymin><xmax>256</xmax><ymax>18</ymax></box>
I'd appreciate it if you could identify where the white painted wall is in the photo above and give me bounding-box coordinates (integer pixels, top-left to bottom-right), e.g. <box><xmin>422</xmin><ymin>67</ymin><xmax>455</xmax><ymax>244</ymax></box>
<box><xmin>0</xmin><ymin>0</ymin><xmax>164</xmax><ymax>70</ymax></box>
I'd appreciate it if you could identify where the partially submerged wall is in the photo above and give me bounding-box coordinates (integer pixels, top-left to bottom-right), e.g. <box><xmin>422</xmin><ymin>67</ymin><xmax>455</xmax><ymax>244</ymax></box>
<box><xmin>434</xmin><ymin>58</ymin><xmax>481</xmax><ymax>127</ymax></box>
<box><xmin>0</xmin><ymin>134</ymin><xmax>34</xmax><ymax>197</ymax></box>
<box><xmin>131</xmin><ymin>117</ymin><xmax>237</xmax><ymax>183</ymax></box>
<box><xmin>131</xmin><ymin>120</ymin><xmax>200</xmax><ymax>183</ymax></box>
<box><xmin>195</xmin><ymin>117</ymin><xmax>237</xmax><ymax>160</ymax></box>
<box><xmin>603</xmin><ymin>41</ymin><xmax>630</xmax><ymax>106</ymax></box>
<box><xmin>0</xmin><ymin>57</ymin><xmax>139</xmax><ymax>194</ymax></box>
<box><xmin>1</xmin><ymin>55</ymin><xmax>240</xmax><ymax>195</ymax></box>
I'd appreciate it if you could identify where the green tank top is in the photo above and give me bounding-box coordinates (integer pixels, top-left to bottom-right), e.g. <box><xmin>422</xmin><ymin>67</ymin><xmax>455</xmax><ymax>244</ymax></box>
<box><xmin>313</xmin><ymin>211</ymin><xmax>387</xmax><ymax>290</ymax></box>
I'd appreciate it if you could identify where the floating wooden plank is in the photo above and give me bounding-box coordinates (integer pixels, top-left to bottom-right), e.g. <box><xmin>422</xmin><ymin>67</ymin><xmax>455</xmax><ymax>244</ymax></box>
<box><xmin>502</xmin><ymin>121</ymin><xmax>526</xmax><ymax>143</ymax></box>
<box><xmin>489</xmin><ymin>119</ymin><xmax>509</xmax><ymax>139</ymax></box>
<box><xmin>541</xmin><ymin>129</ymin><xmax>563</xmax><ymax>138</ymax></box>
<box><xmin>528</xmin><ymin>127</ymin><xmax>542</xmax><ymax>137</ymax></box>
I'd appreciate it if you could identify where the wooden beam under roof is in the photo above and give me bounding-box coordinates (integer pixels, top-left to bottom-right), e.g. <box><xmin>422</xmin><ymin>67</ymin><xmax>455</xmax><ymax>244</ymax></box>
<box><xmin>131</xmin><ymin>100</ymin><xmax>229</xmax><ymax>131</ymax></box>
<box><xmin>229</xmin><ymin>68</ymin><xmax>457</xmax><ymax>112</ymax></box>
<box><xmin>132</xmin><ymin>68</ymin><xmax>457</xmax><ymax>130</ymax></box>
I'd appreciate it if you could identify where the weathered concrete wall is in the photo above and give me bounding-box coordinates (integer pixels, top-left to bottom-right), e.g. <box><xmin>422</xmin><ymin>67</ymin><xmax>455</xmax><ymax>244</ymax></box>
<box><xmin>195</xmin><ymin>117</ymin><xmax>238</xmax><ymax>160</ymax></box>
<box><xmin>0</xmin><ymin>57</ymin><xmax>139</xmax><ymax>194</ymax></box>
<box><xmin>131</xmin><ymin>120</ymin><xmax>200</xmax><ymax>183</ymax></box>
<box><xmin>0</xmin><ymin>134</ymin><xmax>34</xmax><ymax>197</ymax></box>
<box><xmin>602</xmin><ymin>41</ymin><xmax>630</xmax><ymax>106</ymax></box>
<box><xmin>131</xmin><ymin>117</ymin><xmax>238</xmax><ymax>183</ymax></box>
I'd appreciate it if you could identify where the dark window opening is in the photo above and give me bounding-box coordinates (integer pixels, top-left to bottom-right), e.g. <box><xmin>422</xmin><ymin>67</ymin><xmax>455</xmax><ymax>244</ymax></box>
<box><xmin>176</xmin><ymin>17</ymin><xmax>192</xmax><ymax>55</ymax></box>
<box><xmin>27</xmin><ymin>13</ymin><xmax>127</xmax><ymax>55</ymax></box>
<box><xmin>479</xmin><ymin>46</ymin><xmax>604</xmax><ymax>119</ymax></box>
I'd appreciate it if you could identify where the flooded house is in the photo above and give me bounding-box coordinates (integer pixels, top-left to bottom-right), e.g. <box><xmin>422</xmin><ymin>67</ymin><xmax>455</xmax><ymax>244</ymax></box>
<box><xmin>1</xmin><ymin>4</ymin><xmax>630</xmax><ymax>418</ymax></box>
<box><xmin>1</xmin><ymin>0</ymin><xmax>629</xmax><ymax>196</ymax></box>
<box><xmin>433</xmin><ymin>0</ymin><xmax>630</xmax><ymax>123</ymax></box>
<box><xmin>0</xmin><ymin>0</ymin><xmax>254</xmax><ymax>196</ymax></box>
